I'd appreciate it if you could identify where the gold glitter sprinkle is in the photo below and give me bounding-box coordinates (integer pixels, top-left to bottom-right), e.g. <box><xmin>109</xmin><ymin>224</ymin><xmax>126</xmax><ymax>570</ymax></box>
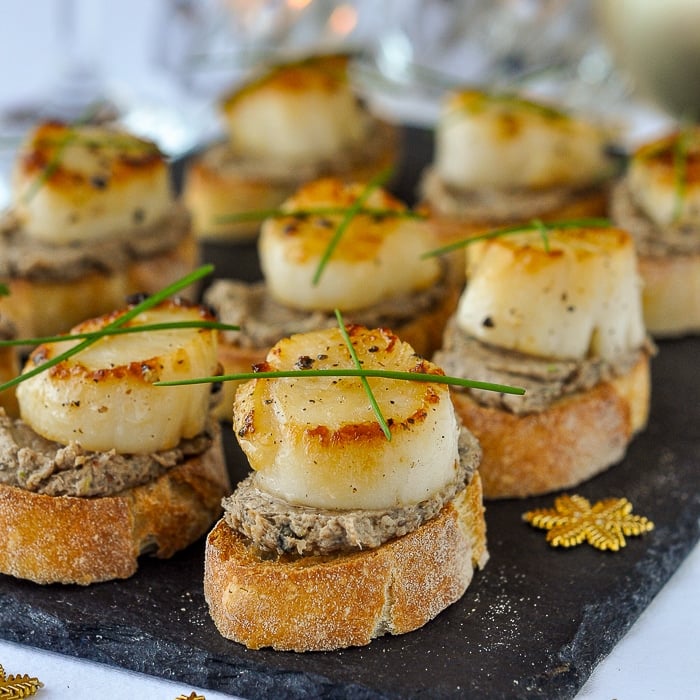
<box><xmin>175</xmin><ymin>693</ymin><xmax>205</xmax><ymax>700</ymax></box>
<box><xmin>0</xmin><ymin>663</ymin><xmax>43</xmax><ymax>698</ymax></box>
<box><xmin>523</xmin><ymin>494</ymin><xmax>654</xmax><ymax>551</ymax></box>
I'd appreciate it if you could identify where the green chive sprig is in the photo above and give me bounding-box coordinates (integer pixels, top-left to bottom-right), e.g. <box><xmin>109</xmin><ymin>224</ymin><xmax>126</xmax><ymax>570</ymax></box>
<box><xmin>156</xmin><ymin>367</ymin><xmax>524</xmax><ymax>395</ymax></box>
<box><xmin>0</xmin><ymin>320</ymin><xmax>239</xmax><ymax>349</ymax></box>
<box><xmin>155</xmin><ymin>307</ymin><xmax>525</xmax><ymax>445</ymax></box>
<box><xmin>335</xmin><ymin>309</ymin><xmax>391</xmax><ymax>440</ymax></box>
<box><xmin>532</xmin><ymin>218</ymin><xmax>551</xmax><ymax>253</ymax></box>
<box><xmin>422</xmin><ymin>217</ymin><xmax>611</xmax><ymax>259</ymax></box>
<box><xmin>218</xmin><ymin>167</ymin><xmax>399</xmax><ymax>286</ymax></box>
<box><xmin>672</xmin><ymin>126</ymin><xmax>693</xmax><ymax>223</ymax></box>
<box><xmin>312</xmin><ymin>167</ymin><xmax>394</xmax><ymax>285</ymax></box>
<box><xmin>18</xmin><ymin>113</ymin><xmax>162</xmax><ymax>205</ymax></box>
<box><xmin>0</xmin><ymin>264</ymin><xmax>215</xmax><ymax>394</ymax></box>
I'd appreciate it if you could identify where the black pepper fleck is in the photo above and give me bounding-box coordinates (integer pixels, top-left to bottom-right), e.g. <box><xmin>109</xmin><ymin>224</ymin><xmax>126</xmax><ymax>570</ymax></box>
<box><xmin>294</xmin><ymin>355</ymin><xmax>314</xmax><ymax>370</ymax></box>
<box><xmin>126</xmin><ymin>292</ymin><xmax>148</xmax><ymax>305</ymax></box>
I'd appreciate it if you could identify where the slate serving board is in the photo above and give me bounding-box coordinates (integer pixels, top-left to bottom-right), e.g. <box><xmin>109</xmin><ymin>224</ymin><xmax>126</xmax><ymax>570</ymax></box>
<box><xmin>1</xmin><ymin>128</ymin><xmax>699</xmax><ymax>700</ymax></box>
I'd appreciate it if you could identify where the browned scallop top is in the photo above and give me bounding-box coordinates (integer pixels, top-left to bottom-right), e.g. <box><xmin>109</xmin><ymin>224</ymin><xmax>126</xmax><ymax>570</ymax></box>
<box><xmin>24</xmin><ymin>298</ymin><xmax>216</xmax><ymax>384</ymax></box>
<box><xmin>16</xmin><ymin>120</ymin><xmax>165</xmax><ymax>192</ymax></box>
<box><xmin>221</xmin><ymin>53</ymin><xmax>351</xmax><ymax>109</ymax></box>
<box><xmin>267</xmin><ymin>178</ymin><xmax>411</xmax><ymax>263</ymax></box>
<box><xmin>634</xmin><ymin>128</ymin><xmax>700</xmax><ymax>183</ymax></box>
<box><xmin>445</xmin><ymin>89</ymin><xmax>569</xmax><ymax>123</ymax></box>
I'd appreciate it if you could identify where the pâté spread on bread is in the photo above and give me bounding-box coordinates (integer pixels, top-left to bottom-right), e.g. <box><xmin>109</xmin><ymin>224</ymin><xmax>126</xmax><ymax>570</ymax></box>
<box><xmin>224</xmin><ymin>423</ymin><xmax>480</xmax><ymax>557</ymax></box>
<box><xmin>0</xmin><ymin>412</ymin><xmax>216</xmax><ymax>497</ymax></box>
<box><xmin>0</xmin><ymin>294</ymin><xmax>230</xmax><ymax>585</ymax></box>
<box><xmin>204</xmin><ymin>324</ymin><xmax>496</xmax><ymax>652</ymax></box>
<box><xmin>0</xmin><ymin>120</ymin><xmax>198</xmax><ymax>338</ymax></box>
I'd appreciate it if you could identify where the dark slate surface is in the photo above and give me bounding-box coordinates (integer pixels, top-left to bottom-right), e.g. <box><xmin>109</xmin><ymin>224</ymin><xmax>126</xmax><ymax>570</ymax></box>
<box><xmin>1</xmin><ymin>128</ymin><xmax>699</xmax><ymax>699</ymax></box>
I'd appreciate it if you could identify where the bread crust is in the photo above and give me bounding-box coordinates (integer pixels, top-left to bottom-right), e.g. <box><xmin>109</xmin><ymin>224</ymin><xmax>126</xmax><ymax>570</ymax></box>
<box><xmin>183</xmin><ymin>121</ymin><xmax>399</xmax><ymax>242</ymax></box>
<box><xmin>203</xmin><ymin>472</ymin><xmax>487</xmax><ymax>652</ymax></box>
<box><xmin>184</xmin><ymin>148</ymin><xmax>299</xmax><ymax>241</ymax></box>
<box><xmin>451</xmin><ymin>353</ymin><xmax>651</xmax><ymax>499</ymax></box>
<box><xmin>637</xmin><ymin>251</ymin><xmax>700</xmax><ymax>337</ymax></box>
<box><xmin>0</xmin><ymin>424</ymin><xmax>230</xmax><ymax>585</ymax></box>
<box><xmin>0</xmin><ymin>231</ymin><xmax>199</xmax><ymax>339</ymax></box>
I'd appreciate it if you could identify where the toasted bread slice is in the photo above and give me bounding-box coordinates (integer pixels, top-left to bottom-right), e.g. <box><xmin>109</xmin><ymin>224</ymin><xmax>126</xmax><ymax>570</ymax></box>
<box><xmin>450</xmin><ymin>352</ymin><xmax>651</xmax><ymax>499</ymax></box>
<box><xmin>204</xmin><ymin>472</ymin><xmax>487</xmax><ymax>652</ymax></box>
<box><xmin>0</xmin><ymin>424</ymin><xmax>229</xmax><ymax>585</ymax></box>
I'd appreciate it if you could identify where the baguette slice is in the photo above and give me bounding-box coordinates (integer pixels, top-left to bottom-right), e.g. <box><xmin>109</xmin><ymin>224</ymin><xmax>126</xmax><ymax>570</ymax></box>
<box><xmin>204</xmin><ymin>471</ymin><xmax>487</xmax><ymax>652</ymax></box>
<box><xmin>610</xmin><ymin>129</ymin><xmax>700</xmax><ymax>336</ymax></box>
<box><xmin>0</xmin><ymin>214</ymin><xmax>199</xmax><ymax>340</ymax></box>
<box><xmin>0</xmin><ymin>423</ymin><xmax>229</xmax><ymax>585</ymax></box>
<box><xmin>637</xmin><ymin>253</ymin><xmax>700</xmax><ymax>336</ymax></box>
<box><xmin>450</xmin><ymin>352</ymin><xmax>650</xmax><ymax>499</ymax></box>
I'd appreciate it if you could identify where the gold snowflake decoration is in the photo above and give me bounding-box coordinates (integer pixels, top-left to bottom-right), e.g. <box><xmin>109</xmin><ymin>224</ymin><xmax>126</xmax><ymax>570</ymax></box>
<box><xmin>0</xmin><ymin>663</ymin><xmax>43</xmax><ymax>698</ymax></box>
<box><xmin>523</xmin><ymin>494</ymin><xmax>654</xmax><ymax>551</ymax></box>
<box><xmin>175</xmin><ymin>693</ymin><xmax>205</xmax><ymax>700</ymax></box>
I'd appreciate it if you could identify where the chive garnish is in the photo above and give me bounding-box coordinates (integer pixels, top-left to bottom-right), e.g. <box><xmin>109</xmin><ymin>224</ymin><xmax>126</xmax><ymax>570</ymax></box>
<box><xmin>155</xmin><ymin>367</ymin><xmax>524</xmax><ymax>395</ymax></box>
<box><xmin>532</xmin><ymin>218</ymin><xmax>551</xmax><ymax>253</ymax></box>
<box><xmin>0</xmin><ymin>264</ymin><xmax>214</xmax><ymax>394</ymax></box>
<box><xmin>312</xmin><ymin>167</ymin><xmax>394</xmax><ymax>285</ymax></box>
<box><xmin>672</xmin><ymin>126</ymin><xmax>693</xmax><ymax>223</ymax></box>
<box><xmin>20</xmin><ymin>127</ymin><xmax>79</xmax><ymax>204</ymax></box>
<box><xmin>335</xmin><ymin>308</ymin><xmax>391</xmax><ymax>440</ymax></box>
<box><xmin>155</xmin><ymin>307</ymin><xmax>526</xmax><ymax>400</ymax></box>
<box><xmin>18</xmin><ymin>118</ymin><xmax>161</xmax><ymax>205</ymax></box>
<box><xmin>422</xmin><ymin>217</ymin><xmax>611</xmax><ymax>259</ymax></box>
<box><xmin>0</xmin><ymin>320</ymin><xmax>239</xmax><ymax>349</ymax></box>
